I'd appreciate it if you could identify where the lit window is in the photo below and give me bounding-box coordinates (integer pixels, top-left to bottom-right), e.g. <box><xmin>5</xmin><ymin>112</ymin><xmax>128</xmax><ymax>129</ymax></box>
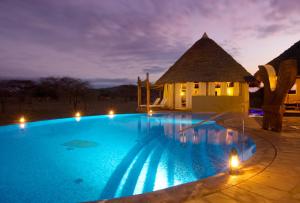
<box><xmin>227</xmin><ymin>82</ymin><xmax>234</xmax><ymax>87</ymax></box>
<box><xmin>214</xmin><ymin>83</ymin><xmax>221</xmax><ymax>96</ymax></box>
<box><xmin>193</xmin><ymin>82</ymin><xmax>199</xmax><ymax>95</ymax></box>
<box><xmin>227</xmin><ymin>82</ymin><xmax>234</xmax><ymax>96</ymax></box>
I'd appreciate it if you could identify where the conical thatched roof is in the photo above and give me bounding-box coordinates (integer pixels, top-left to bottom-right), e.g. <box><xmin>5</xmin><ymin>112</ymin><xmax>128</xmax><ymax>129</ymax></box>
<box><xmin>156</xmin><ymin>33</ymin><xmax>253</xmax><ymax>85</ymax></box>
<box><xmin>268</xmin><ymin>40</ymin><xmax>300</xmax><ymax>75</ymax></box>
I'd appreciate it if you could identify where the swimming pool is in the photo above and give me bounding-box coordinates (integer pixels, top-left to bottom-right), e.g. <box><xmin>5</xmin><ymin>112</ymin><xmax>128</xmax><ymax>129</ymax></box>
<box><xmin>0</xmin><ymin>113</ymin><xmax>255</xmax><ymax>203</ymax></box>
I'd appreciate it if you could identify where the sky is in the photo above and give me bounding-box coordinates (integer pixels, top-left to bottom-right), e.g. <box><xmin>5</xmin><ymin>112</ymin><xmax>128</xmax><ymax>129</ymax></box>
<box><xmin>0</xmin><ymin>0</ymin><xmax>300</xmax><ymax>87</ymax></box>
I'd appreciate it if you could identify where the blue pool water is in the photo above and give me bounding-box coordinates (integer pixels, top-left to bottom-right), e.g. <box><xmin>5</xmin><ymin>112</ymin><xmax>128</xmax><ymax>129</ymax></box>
<box><xmin>0</xmin><ymin>113</ymin><xmax>256</xmax><ymax>203</ymax></box>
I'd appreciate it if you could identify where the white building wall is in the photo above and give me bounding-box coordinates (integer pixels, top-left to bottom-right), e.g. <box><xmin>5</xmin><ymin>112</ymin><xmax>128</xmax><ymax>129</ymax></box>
<box><xmin>175</xmin><ymin>83</ymin><xmax>181</xmax><ymax>109</ymax></box>
<box><xmin>186</xmin><ymin>82</ymin><xmax>193</xmax><ymax>109</ymax></box>
<box><xmin>199</xmin><ymin>82</ymin><xmax>206</xmax><ymax>95</ymax></box>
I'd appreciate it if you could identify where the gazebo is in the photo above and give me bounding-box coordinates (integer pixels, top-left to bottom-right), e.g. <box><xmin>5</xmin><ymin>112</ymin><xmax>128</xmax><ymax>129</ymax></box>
<box><xmin>138</xmin><ymin>33</ymin><xmax>254</xmax><ymax>113</ymax></box>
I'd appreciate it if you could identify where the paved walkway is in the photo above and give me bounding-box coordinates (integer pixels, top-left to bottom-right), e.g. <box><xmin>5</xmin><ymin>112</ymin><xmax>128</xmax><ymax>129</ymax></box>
<box><xmin>97</xmin><ymin>116</ymin><xmax>300</xmax><ymax>203</ymax></box>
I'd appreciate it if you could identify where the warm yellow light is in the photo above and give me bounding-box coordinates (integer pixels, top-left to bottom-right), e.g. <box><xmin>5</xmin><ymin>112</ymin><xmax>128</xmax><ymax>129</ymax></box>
<box><xmin>19</xmin><ymin>116</ymin><xmax>26</xmax><ymax>123</ymax></box>
<box><xmin>180</xmin><ymin>91</ymin><xmax>185</xmax><ymax>96</ymax></box>
<box><xmin>108</xmin><ymin>110</ymin><xmax>115</xmax><ymax>118</ymax></box>
<box><xmin>229</xmin><ymin>148</ymin><xmax>240</xmax><ymax>174</ymax></box>
<box><xmin>148</xmin><ymin>109</ymin><xmax>153</xmax><ymax>116</ymax></box>
<box><xmin>75</xmin><ymin>112</ymin><xmax>81</xmax><ymax>122</ymax></box>
<box><xmin>227</xmin><ymin>87</ymin><xmax>233</xmax><ymax>96</ymax></box>
<box><xmin>230</xmin><ymin>155</ymin><xmax>239</xmax><ymax>169</ymax></box>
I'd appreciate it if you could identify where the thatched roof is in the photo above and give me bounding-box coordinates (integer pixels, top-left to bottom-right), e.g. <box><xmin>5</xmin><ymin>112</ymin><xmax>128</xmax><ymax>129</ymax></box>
<box><xmin>268</xmin><ymin>40</ymin><xmax>300</xmax><ymax>75</ymax></box>
<box><xmin>156</xmin><ymin>33</ymin><xmax>253</xmax><ymax>85</ymax></box>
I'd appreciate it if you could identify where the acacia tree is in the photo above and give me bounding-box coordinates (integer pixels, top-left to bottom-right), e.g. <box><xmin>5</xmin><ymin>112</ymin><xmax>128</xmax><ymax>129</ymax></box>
<box><xmin>59</xmin><ymin>77</ymin><xmax>90</xmax><ymax>111</ymax></box>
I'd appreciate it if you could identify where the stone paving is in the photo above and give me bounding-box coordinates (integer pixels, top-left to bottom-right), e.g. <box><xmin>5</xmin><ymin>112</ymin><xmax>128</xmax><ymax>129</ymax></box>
<box><xmin>96</xmin><ymin>116</ymin><xmax>300</xmax><ymax>203</ymax></box>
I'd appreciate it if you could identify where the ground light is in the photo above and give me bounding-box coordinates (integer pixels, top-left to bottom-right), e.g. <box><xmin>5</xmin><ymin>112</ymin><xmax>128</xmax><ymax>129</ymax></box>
<box><xmin>148</xmin><ymin>109</ymin><xmax>153</xmax><ymax>116</ymax></box>
<box><xmin>75</xmin><ymin>112</ymin><xmax>81</xmax><ymax>122</ymax></box>
<box><xmin>229</xmin><ymin>148</ymin><xmax>240</xmax><ymax>174</ymax></box>
<box><xmin>19</xmin><ymin>116</ymin><xmax>26</xmax><ymax>129</ymax></box>
<box><xmin>108</xmin><ymin>110</ymin><xmax>115</xmax><ymax>118</ymax></box>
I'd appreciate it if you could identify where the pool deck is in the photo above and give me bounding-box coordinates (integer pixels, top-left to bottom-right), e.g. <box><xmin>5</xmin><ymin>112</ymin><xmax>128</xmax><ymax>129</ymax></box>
<box><xmin>95</xmin><ymin>116</ymin><xmax>300</xmax><ymax>203</ymax></box>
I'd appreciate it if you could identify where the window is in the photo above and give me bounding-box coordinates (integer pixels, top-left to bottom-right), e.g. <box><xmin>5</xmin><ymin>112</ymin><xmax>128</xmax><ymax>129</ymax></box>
<box><xmin>181</xmin><ymin>84</ymin><xmax>187</xmax><ymax>107</ymax></box>
<box><xmin>214</xmin><ymin>83</ymin><xmax>221</xmax><ymax>96</ymax></box>
<box><xmin>289</xmin><ymin>83</ymin><xmax>296</xmax><ymax>94</ymax></box>
<box><xmin>193</xmin><ymin>82</ymin><xmax>199</xmax><ymax>95</ymax></box>
<box><xmin>227</xmin><ymin>82</ymin><xmax>234</xmax><ymax>96</ymax></box>
<box><xmin>227</xmin><ymin>82</ymin><xmax>234</xmax><ymax>87</ymax></box>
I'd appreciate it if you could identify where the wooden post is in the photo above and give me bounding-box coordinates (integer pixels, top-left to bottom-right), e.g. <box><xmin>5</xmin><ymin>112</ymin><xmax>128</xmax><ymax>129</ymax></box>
<box><xmin>146</xmin><ymin>73</ymin><xmax>150</xmax><ymax>113</ymax></box>
<box><xmin>137</xmin><ymin>77</ymin><xmax>142</xmax><ymax>112</ymax></box>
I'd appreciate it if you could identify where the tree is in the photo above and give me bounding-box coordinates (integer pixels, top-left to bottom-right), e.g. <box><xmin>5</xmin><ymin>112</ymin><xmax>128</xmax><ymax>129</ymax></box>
<box><xmin>0</xmin><ymin>80</ymin><xmax>11</xmax><ymax>113</ymax></box>
<box><xmin>59</xmin><ymin>77</ymin><xmax>90</xmax><ymax>111</ymax></box>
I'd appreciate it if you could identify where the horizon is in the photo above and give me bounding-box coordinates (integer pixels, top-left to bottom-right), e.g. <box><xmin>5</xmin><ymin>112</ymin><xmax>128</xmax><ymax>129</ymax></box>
<box><xmin>1</xmin><ymin>0</ymin><xmax>300</xmax><ymax>87</ymax></box>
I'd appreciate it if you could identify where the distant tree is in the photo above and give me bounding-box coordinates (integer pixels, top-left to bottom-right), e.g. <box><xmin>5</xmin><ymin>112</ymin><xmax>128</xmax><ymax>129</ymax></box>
<box><xmin>59</xmin><ymin>77</ymin><xmax>90</xmax><ymax>111</ymax></box>
<box><xmin>0</xmin><ymin>80</ymin><xmax>11</xmax><ymax>113</ymax></box>
<box><xmin>6</xmin><ymin>80</ymin><xmax>35</xmax><ymax>112</ymax></box>
<box><xmin>34</xmin><ymin>77</ymin><xmax>60</xmax><ymax>101</ymax></box>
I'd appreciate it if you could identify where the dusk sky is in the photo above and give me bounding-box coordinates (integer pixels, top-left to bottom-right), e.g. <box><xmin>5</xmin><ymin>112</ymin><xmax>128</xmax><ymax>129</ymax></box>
<box><xmin>1</xmin><ymin>0</ymin><xmax>300</xmax><ymax>87</ymax></box>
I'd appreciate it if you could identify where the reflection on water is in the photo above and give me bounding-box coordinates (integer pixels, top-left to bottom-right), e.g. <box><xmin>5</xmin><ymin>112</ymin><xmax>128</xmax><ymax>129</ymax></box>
<box><xmin>101</xmin><ymin>113</ymin><xmax>256</xmax><ymax>199</ymax></box>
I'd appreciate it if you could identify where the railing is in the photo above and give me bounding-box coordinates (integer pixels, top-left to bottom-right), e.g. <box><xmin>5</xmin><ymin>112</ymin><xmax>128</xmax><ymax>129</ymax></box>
<box><xmin>178</xmin><ymin>111</ymin><xmax>228</xmax><ymax>134</ymax></box>
<box><xmin>178</xmin><ymin>102</ymin><xmax>247</xmax><ymax>134</ymax></box>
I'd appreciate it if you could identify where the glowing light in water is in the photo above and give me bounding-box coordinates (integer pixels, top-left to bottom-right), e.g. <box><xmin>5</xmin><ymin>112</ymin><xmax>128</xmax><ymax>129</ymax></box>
<box><xmin>19</xmin><ymin>116</ymin><xmax>26</xmax><ymax>129</ymax></box>
<box><xmin>75</xmin><ymin>112</ymin><xmax>81</xmax><ymax>122</ymax></box>
<box><xmin>19</xmin><ymin>123</ymin><xmax>25</xmax><ymax>129</ymax></box>
<box><xmin>108</xmin><ymin>110</ymin><xmax>115</xmax><ymax>118</ymax></box>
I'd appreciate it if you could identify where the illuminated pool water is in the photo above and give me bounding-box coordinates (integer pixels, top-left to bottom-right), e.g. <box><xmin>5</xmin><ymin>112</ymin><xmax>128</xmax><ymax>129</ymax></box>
<box><xmin>0</xmin><ymin>113</ymin><xmax>256</xmax><ymax>203</ymax></box>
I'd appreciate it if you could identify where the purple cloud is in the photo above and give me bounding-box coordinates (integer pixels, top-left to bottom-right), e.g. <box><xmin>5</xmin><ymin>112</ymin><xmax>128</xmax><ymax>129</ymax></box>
<box><xmin>0</xmin><ymin>0</ymin><xmax>299</xmax><ymax>84</ymax></box>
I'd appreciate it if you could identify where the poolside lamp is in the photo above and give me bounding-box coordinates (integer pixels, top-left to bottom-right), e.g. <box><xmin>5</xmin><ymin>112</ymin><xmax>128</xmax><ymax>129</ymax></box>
<box><xmin>19</xmin><ymin>116</ymin><xmax>26</xmax><ymax>129</ymax></box>
<box><xmin>108</xmin><ymin>110</ymin><xmax>115</xmax><ymax>118</ymax></box>
<box><xmin>19</xmin><ymin>116</ymin><xmax>26</xmax><ymax>124</ymax></box>
<box><xmin>148</xmin><ymin>109</ymin><xmax>153</xmax><ymax>116</ymax></box>
<box><xmin>229</xmin><ymin>148</ymin><xmax>240</xmax><ymax>174</ymax></box>
<box><xmin>75</xmin><ymin>112</ymin><xmax>81</xmax><ymax>122</ymax></box>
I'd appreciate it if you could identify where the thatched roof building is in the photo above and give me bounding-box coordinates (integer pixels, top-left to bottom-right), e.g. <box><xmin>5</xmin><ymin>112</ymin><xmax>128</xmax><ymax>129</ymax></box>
<box><xmin>142</xmin><ymin>33</ymin><xmax>253</xmax><ymax>113</ymax></box>
<box><xmin>156</xmin><ymin>33</ymin><xmax>253</xmax><ymax>85</ymax></box>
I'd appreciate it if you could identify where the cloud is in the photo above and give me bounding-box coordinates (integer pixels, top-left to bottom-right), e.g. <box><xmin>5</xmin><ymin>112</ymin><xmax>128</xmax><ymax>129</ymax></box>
<box><xmin>0</xmin><ymin>0</ymin><xmax>299</xmax><ymax>85</ymax></box>
<box><xmin>255</xmin><ymin>24</ymin><xmax>287</xmax><ymax>38</ymax></box>
<box><xmin>88</xmin><ymin>78</ymin><xmax>136</xmax><ymax>88</ymax></box>
<box><xmin>143</xmin><ymin>66</ymin><xmax>166</xmax><ymax>74</ymax></box>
